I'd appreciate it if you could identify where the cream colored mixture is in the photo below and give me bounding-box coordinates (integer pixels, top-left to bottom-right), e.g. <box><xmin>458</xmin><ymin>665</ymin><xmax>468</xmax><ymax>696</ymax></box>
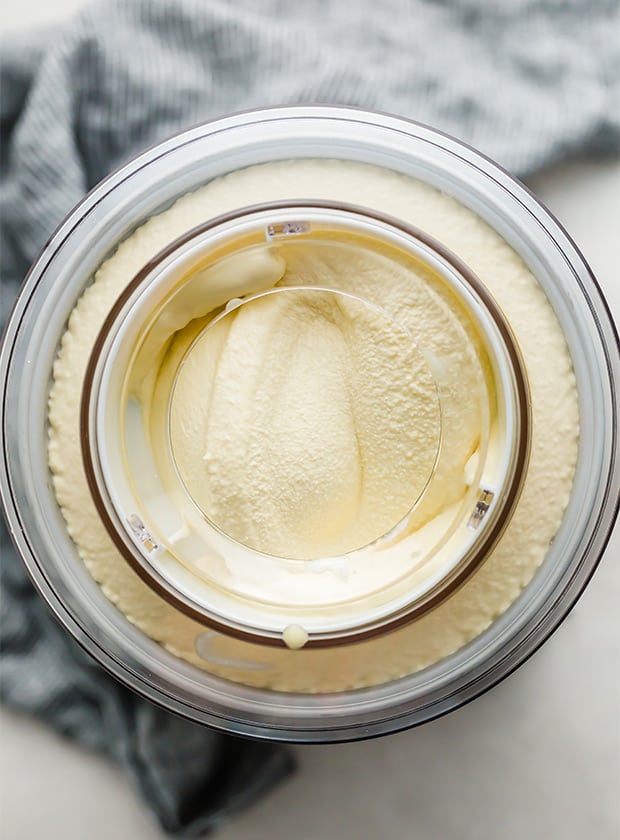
<box><xmin>169</xmin><ymin>288</ymin><xmax>442</xmax><ymax>560</ymax></box>
<box><xmin>141</xmin><ymin>227</ymin><xmax>494</xmax><ymax>621</ymax></box>
<box><xmin>48</xmin><ymin>160</ymin><xmax>579</xmax><ymax>692</ymax></box>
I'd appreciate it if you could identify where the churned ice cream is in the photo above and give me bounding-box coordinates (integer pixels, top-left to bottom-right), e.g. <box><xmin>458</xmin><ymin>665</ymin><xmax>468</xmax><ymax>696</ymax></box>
<box><xmin>169</xmin><ymin>288</ymin><xmax>442</xmax><ymax>560</ymax></box>
<box><xmin>48</xmin><ymin>159</ymin><xmax>579</xmax><ymax>692</ymax></box>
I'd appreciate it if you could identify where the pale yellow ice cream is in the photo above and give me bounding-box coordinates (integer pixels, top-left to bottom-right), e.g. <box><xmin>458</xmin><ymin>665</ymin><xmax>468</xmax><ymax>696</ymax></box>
<box><xmin>170</xmin><ymin>288</ymin><xmax>442</xmax><ymax>560</ymax></box>
<box><xmin>48</xmin><ymin>160</ymin><xmax>579</xmax><ymax>692</ymax></box>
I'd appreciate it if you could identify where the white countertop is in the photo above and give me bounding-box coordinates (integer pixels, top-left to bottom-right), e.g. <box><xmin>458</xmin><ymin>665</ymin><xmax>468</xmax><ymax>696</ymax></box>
<box><xmin>1</xmin><ymin>5</ymin><xmax>619</xmax><ymax>840</ymax></box>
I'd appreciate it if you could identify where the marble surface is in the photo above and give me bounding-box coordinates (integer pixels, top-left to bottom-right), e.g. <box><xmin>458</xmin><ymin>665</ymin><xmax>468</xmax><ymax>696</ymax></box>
<box><xmin>1</xmin><ymin>4</ymin><xmax>619</xmax><ymax>839</ymax></box>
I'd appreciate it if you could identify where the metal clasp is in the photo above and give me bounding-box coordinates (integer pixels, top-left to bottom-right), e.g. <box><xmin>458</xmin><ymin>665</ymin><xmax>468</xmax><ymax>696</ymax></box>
<box><xmin>468</xmin><ymin>488</ymin><xmax>494</xmax><ymax>530</ymax></box>
<box><xmin>265</xmin><ymin>220</ymin><xmax>310</xmax><ymax>240</ymax></box>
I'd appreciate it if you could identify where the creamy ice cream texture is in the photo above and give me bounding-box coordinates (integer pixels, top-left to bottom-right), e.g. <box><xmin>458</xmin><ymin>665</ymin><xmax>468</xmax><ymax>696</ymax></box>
<box><xmin>48</xmin><ymin>160</ymin><xmax>579</xmax><ymax>692</ymax></box>
<box><xmin>170</xmin><ymin>287</ymin><xmax>442</xmax><ymax>560</ymax></box>
<box><xmin>134</xmin><ymin>224</ymin><xmax>497</xmax><ymax>619</ymax></box>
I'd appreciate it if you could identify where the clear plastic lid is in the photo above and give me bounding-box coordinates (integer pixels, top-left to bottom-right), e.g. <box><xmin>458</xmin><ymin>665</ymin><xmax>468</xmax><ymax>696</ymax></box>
<box><xmin>81</xmin><ymin>202</ymin><xmax>529</xmax><ymax>647</ymax></box>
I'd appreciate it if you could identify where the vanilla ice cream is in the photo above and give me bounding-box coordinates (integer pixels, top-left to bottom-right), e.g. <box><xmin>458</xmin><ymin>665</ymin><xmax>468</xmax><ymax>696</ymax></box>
<box><xmin>48</xmin><ymin>159</ymin><xmax>579</xmax><ymax>692</ymax></box>
<box><xmin>169</xmin><ymin>286</ymin><xmax>443</xmax><ymax>560</ymax></box>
